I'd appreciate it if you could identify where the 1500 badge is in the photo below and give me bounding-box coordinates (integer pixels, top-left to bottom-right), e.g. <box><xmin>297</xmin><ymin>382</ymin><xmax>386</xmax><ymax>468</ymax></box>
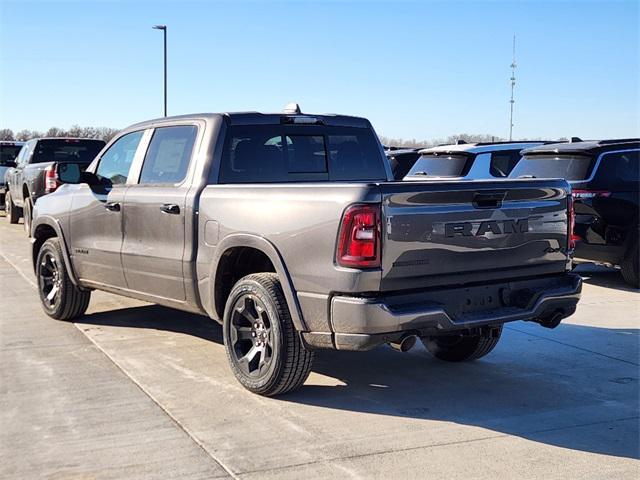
<box><xmin>445</xmin><ymin>218</ymin><xmax>529</xmax><ymax>237</ymax></box>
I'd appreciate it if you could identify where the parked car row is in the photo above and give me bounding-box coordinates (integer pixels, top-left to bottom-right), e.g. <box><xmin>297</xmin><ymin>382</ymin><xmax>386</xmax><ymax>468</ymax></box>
<box><xmin>385</xmin><ymin>137</ymin><xmax>639</xmax><ymax>287</ymax></box>
<box><xmin>1</xmin><ymin>105</ymin><xmax>635</xmax><ymax>395</ymax></box>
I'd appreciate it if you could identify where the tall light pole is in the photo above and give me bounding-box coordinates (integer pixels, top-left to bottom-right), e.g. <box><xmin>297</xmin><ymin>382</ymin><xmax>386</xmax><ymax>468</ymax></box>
<box><xmin>152</xmin><ymin>25</ymin><xmax>167</xmax><ymax>117</ymax></box>
<box><xmin>509</xmin><ymin>34</ymin><xmax>517</xmax><ymax>141</ymax></box>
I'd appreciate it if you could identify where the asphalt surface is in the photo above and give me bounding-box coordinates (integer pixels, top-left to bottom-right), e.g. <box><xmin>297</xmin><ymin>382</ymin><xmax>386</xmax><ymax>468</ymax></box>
<box><xmin>1</xmin><ymin>218</ymin><xmax>638</xmax><ymax>479</ymax></box>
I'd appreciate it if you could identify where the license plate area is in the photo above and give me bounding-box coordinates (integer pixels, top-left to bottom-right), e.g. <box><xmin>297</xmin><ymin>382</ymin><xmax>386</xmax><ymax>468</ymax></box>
<box><xmin>456</xmin><ymin>285</ymin><xmax>505</xmax><ymax>317</ymax></box>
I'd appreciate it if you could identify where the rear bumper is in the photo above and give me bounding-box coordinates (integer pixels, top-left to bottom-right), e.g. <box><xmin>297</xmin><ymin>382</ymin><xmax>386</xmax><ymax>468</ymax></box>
<box><xmin>327</xmin><ymin>273</ymin><xmax>582</xmax><ymax>351</ymax></box>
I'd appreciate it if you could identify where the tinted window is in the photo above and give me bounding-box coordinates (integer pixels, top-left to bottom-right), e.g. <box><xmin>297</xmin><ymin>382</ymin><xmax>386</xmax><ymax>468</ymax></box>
<box><xmin>388</xmin><ymin>151</ymin><xmax>420</xmax><ymax>180</ymax></box>
<box><xmin>510</xmin><ymin>154</ymin><xmax>594</xmax><ymax>181</ymax></box>
<box><xmin>220</xmin><ymin>125</ymin><xmax>385</xmax><ymax>183</ymax></box>
<box><xmin>406</xmin><ymin>154</ymin><xmax>469</xmax><ymax>178</ymax></box>
<box><xmin>0</xmin><ymin>144</ymin><xmax>22</xmax><ymax>166</ymax></box>
<box><xmin>96</xmin><ymin>131</ymin><xmax>143</xmax><ymax>185</ymax></box>
<box><xmin>593</xmin><ymin>150</ymin><xmax>639</xmax><ymax>187</ymax></box>
<box><xmin>31</xmin><ymin>139</ymin><xmax>105</xmax><ymax>164</ymax></box>
<box><xmin>490</xmin><ymin>150</ymin><xmax>522</xmax><ymax>177</ymax></box>
<box><xmin>139</xmin><ymin>126</ymin><xmax>197</xmax><ymax>184</ymax></box>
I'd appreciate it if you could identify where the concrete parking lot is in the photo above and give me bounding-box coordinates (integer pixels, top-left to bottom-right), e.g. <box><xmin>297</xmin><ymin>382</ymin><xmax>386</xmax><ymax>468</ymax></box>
<box><xmin>1</xmin><ymin>219</ymin><xmax>638</xmax><ymax>479</ymax></box>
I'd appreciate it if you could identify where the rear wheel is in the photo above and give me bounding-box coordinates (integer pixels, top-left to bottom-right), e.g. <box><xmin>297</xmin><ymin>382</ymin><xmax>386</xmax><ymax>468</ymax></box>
<box><xmin>620</xmin><ymin>238</ymin><xmax>639</xmax><ymax>288</ymax></box>
<box><xmin>5</xmin><ymin>191</ymin><xmax>20</xmax><ymax>224</ymax></box>
<box><xmin>422</xmin><ymin>325</ymin><xmax>503</xmax><ymax>362</ymax></box>
<box><xmin>36</xmin><ymin>238</ymin><xmax>91</xmax><ymax>320</ymax></box>
<box><xmin>23</xmin><ymin>196</ymin><xmax>32</xmax><ymax>236</ymax></box>
<box><xmin>223</xmin><ymin>273</ymin><xmax>313</xmax><ymax>396</ymax></box>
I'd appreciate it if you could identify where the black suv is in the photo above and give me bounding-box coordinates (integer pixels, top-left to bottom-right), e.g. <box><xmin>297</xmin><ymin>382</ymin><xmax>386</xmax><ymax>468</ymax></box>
<box><xmin>512</xmin><ymin>139</ymin><xmax>640</xmax><ymax>287</ymax></box>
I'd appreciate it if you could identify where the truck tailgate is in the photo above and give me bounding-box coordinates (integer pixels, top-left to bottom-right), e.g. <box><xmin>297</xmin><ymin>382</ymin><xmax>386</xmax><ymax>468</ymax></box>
<box><xmin>380</xmin><ymin>179</ymin><xmax>571</xmax><ymax>291</ymax></box>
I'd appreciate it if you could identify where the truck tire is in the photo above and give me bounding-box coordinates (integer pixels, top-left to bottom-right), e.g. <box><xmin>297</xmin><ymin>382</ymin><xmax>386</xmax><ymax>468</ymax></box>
<box><xmin>5</xmin><ymin>191</ymin><xmax>20</xmax><ymax>224</ymax></box>
<box><xmin>36</xmin><ymin>237</ymin><xmax>91</xmax><ymax>320</ymax></box>
<box><xmin>23</xmin><ymin>196</ymin><xmax>32</xmax><ymax>237</ymax></box>
<box><xmin>422</xmin><ymin>325</ymin><xmax>503</xmax><ymax>362</ymax></box>
<box><xmin>223</xmin><ymin>273</ymin><xmax>314</xmax><ymax>396</ymax></box>
<box><xmin>620</xmin><ymin>238</ymin><xmax>639</xmax><ymax>288</ymax></box>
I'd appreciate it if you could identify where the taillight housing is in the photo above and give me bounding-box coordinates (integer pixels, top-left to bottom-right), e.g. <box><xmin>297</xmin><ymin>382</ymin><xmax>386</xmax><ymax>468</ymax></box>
<box><xmin>44</xmin><ymin>164</ymin><xmax>59</xmax><ymax>194</ymax></box>
<box><xmin>568</xmin><ymin>193</ymin><xmax>577</xmax><ymax>249</ymax></box>
<box><xmin>572</xmin><ymin>189</ymin><xmax>611</xmax><ymax>199</ymax></box>
<box><xmin>336</xmin><ymin>204</ymin><xmax>381</xmax><ymax>268</ymax></box>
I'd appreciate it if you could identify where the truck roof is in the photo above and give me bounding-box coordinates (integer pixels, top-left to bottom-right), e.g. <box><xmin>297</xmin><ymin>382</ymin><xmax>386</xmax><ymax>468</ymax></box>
<box><xmin>522</xmin><ymin>138</ymin><xmax>640</xmax><ymax>156</ymax></box>
<box><xmin>127</xmin><ymin>111</ymin><xmax>372</xmax><ymax>130</ymax></box>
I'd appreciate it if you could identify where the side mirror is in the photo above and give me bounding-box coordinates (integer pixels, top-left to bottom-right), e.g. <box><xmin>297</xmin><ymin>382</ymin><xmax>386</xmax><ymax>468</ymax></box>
<box><xmin>58</xmin><ymin>163</ymin><xmax>82</xmax><ymax>184</ymax></box>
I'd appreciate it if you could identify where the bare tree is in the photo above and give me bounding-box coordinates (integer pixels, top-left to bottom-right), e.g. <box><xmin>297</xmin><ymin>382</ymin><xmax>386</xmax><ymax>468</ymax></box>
<box><xmin>0</xmin><ymin>129</ymin><xmax>15</xmax><ymax>141</ymax></box>
<box><xmin>46</xmin><ymin>127</ymin><xmax>66</xmax><ymax>137</ymax></box>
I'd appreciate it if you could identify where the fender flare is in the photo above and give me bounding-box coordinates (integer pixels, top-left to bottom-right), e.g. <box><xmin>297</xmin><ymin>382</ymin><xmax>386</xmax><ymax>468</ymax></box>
<box><xmin>31</xmin><ymin>215</ymin><xmax>83</xmax><ymax>289</ymax></box>
<box><xmin>208</xmin><ymin>234</ymin><xmax>308</xmax><ymax>332</ymax></box>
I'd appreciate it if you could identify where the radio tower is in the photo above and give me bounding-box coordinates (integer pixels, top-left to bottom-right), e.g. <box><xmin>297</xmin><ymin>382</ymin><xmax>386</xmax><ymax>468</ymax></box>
<box><xmin>509</xmin><ymin>35</ymin><xmax>517</xmax><ymax>141</ymax></box>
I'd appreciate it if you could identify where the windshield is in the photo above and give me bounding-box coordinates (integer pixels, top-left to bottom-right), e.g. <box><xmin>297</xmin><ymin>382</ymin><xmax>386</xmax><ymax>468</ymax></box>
<box><xmin>510</xmin><ymin>154</ymin><xmax>594</xmax><ymax>181</ymax></box>
<box><xmin>406</xmin><ymin>154</ymin><xmax>469</xmax><ymax>178</ymax></box>
<box><xmin>0</xmin><ymin>144</ymin><xmax>23</xmax><ymax>166</ymax></box>
<box><xmin>31</xmin><ymin>139</ymin><xmax>105</xmax><ymax>164</ymax></box>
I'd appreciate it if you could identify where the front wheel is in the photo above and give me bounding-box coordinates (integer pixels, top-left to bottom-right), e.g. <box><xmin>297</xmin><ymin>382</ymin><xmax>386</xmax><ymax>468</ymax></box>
<box><xmin>422</xmin><ymin>325</ymin><xmax>503</xmax><ymax>362</ymax></box>
<box><xmin>223</xmin><ymin>273</ymin><xmax>313</xmax><ymax>396</ymax></box>
<box><xmin>36</xmin><ymin>238</ymin><xmax>91</xmax><ymax>320</ymax></box>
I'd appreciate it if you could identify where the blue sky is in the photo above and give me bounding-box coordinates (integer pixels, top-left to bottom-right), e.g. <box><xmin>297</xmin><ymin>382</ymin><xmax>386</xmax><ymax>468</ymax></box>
<box><xmin>1</xmin><ymin>0</ymin><xmax>638</xmax><ymax>140</ymax></box>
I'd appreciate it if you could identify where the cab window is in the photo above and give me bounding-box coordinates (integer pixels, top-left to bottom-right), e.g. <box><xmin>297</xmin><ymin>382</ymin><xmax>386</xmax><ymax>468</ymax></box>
<box><xmin>138</xmin><ymin>126</ymin><xmax>198</xmax><ymax>184</ymax></box>
<box><xmin>96</xmin><ymin>131</ymin><xmax>144</xmax><ymax>185</ymax></box>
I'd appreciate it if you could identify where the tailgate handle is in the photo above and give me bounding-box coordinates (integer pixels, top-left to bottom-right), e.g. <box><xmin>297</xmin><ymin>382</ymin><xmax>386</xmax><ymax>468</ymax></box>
<box><xmin>472</xmin><ymin>192</ymin><xmax>506</xmax><ymax>209</ymax></box>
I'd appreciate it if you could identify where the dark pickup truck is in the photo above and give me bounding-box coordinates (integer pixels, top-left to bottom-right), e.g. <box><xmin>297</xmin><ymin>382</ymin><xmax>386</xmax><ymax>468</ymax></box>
<box><xmin>5</xmin><ymin>137</ymin><xmax>105</xmax><ymax>234</ymax></box>
<box><xmin>30</xmin><ymin>107</ymin><xmax>581</xmax><ymax>396</ymax></box>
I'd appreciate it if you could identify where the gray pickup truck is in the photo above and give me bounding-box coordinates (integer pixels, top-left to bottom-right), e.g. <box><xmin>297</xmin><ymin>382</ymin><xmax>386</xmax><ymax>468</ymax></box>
<box><xmin>5</xmin><ymin>137</ymin><xmax>105</xmax><ymax>233</ymax></box>
<box><xmin>30</xmin><ymin>107</ymin><xmax>582</xmax><ymax>396</ymax></box>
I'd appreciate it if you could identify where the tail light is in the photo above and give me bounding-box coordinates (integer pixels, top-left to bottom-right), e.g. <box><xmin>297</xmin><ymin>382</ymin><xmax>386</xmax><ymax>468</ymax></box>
<box><xmin>572</xmin><ymin>189</ymin><xmax>611</xmax><ymax>199</ymax></box>
<box><xmin>568</xmin><ymin>190</ymin><xmax>610</xmax><ymax>248</ymax></box>
<box><xmin>336</xmin><ymin>204</ymin><xmax>381</xmax><ymax>268</ymax></box>
<box><xmin>44</xmin><ymin>165</ymin><xmax>59</xmax><ymax>193</ymax></box>
<box><xmin>568</xmin><ymin>193</ymin><xmax>578</xmax><ymax>249</ymax></box>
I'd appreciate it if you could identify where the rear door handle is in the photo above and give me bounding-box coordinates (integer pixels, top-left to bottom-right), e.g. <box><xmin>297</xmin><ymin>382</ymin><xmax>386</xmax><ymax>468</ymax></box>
<box><xmin>105</xmin><ymin>202</ymin><xmax>121</xmax><ymax>212</ymax></box>
<box><xmin>160</xmin><ymin>203</ymin><xmax>180</xmax><ymax>214</ymax></box>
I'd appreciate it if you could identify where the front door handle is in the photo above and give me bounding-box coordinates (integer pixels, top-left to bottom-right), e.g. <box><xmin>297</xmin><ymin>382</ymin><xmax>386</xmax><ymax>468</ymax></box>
<box><xmin>160</xmin><ymin>203</ymin><xmax>180</xmax><ymax>214</ymax></box>
<box><xmin>105</xmin><ymin>202</ymin><xmax>121</xmax><ymax>212</ymax></box>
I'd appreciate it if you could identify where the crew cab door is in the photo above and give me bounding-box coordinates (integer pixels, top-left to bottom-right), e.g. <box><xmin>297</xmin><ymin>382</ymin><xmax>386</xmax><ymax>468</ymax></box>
<box><xmin>69</xmin><ymin>130</ymin><xmax>148</xmax><ymax>287</ymax></box>
<box><xmin>120</xmin><ymin>125</ymin><xmax>198</xmax><ymax>301</ymax></box>
<box><xmin>9</xmin><ymin>140</ymin><xmax>33</xmax><ymax>207</ymax></box>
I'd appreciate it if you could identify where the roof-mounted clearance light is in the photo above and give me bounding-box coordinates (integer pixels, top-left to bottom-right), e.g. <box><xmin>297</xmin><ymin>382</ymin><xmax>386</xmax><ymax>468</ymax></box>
<box><xmin>282</xmin><ymin>102</ymin><xmax>301</xmax><ymax>114</ymax></box>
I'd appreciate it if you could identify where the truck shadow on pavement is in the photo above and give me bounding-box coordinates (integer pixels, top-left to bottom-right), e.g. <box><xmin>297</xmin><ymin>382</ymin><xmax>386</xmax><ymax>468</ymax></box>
<box><xmin>79</xmin><ymin>304</ymin><xmax>639</xmax><ymax>461</ymax></box>
<box><xmin>574</xmin><ymin>263</ymin><xmax>640</xmax><ymax>292</ymax></box>
<box><xmin>76</xmin><ymin>264</ymin><xmax>639</xmax><ymax>461</ymax></box>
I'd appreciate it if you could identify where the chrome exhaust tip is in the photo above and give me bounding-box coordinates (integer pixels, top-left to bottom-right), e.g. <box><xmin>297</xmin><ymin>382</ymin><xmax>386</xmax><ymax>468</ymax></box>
<box><xmin>389</xmin><ymin>334</ymin><xmax>418</xmax><ymax>353</ymax></box>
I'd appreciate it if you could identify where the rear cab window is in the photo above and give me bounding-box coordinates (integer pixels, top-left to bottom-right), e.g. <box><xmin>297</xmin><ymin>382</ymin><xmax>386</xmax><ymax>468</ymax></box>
<box><xmin>0</xmin><ymin>144</ymin><xmax>23</xmax><ymax>166</ymax></box>
<box><xmin>219</xmin><ymin>125</ymin><xmax>386</xmax><ymax>183</ymax></box>
<box><xmin>32</xmin><ymin>139</ymin><xmax>105</xmax><ymax>164</ymax></box>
